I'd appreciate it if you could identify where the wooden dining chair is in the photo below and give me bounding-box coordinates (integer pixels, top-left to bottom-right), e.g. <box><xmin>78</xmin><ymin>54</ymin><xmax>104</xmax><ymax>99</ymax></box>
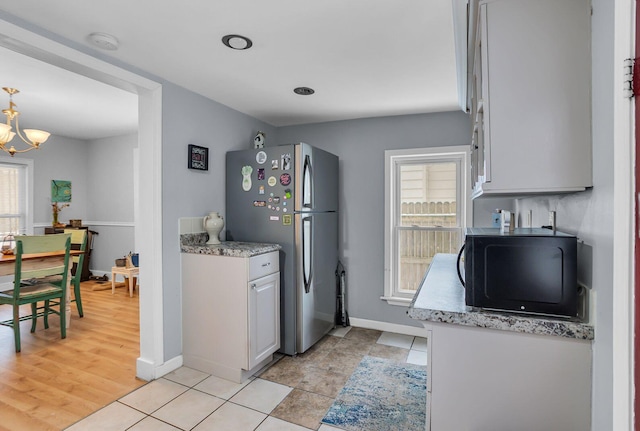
<box><xmin>0</xmin><ymin>234</ymin><xmax>71</xmax><ymax>352</ymax></box>
<box><xmin>64</xmin><ymin>229</ymin><xmax>87</xmax><ymax>317</ymax></box>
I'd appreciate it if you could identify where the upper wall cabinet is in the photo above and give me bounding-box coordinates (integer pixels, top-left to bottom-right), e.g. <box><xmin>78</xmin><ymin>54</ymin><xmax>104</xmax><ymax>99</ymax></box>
<box><xmin>468</xmin><ymin>0</ymin><xmax>592</xmax><ymax>198</ymax></box>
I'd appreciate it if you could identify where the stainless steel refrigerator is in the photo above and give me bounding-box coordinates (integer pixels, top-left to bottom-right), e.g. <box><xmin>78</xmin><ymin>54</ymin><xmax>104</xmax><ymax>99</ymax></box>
<box><xmin>225</xmin><ymin>143</ymin><xmax>338</xmax><ymax>355</ymax></box>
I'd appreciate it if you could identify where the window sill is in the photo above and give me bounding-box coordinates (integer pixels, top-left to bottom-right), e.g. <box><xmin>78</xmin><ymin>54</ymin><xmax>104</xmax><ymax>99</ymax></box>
<box><xmin>380</xmin><ymin>296</ymin><xmax>413</xmax><ymax>307</ymax></box>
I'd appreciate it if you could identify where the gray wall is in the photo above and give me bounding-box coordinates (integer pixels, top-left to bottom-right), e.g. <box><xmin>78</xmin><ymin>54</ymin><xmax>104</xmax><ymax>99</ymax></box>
<box><xmin>277</xmin><ymin>111</ymin><xmax>470</xmax><ymax>327</ymax></box>
<box><xmin>161</xmin><ymin>82</ymin><xmax>277</xmax><ymax>359</ymax></box>
<box><xmin>12</xmin><ymin>132</ymin><xmax>139</xmax><ymax>276</ymax></box>
<box><xmin>13</xmin><ymin>134</ymin><xmax>90</xmax><ymax>226</ymax></box>
<box><xmin>86</xmin><ymin>133</ymin><xmax>137</xmax><ymax>274</ymax></box>
<box><xmin>87</xmin><ymin>134</ymin><xmax>137</xmax><ymax>222</ymax></box>
<box><xmin>516</xmin><ymin>0</ymin><xmax>614</xmax><ymax>427</ymax></box>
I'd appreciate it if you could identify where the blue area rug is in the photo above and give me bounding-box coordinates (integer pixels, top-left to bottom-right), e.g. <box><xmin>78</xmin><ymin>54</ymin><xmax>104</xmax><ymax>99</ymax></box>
<box><xmin>322</xmin><ymin>355</ymin><xmax>427</xmax><ymax>431</ymax></box>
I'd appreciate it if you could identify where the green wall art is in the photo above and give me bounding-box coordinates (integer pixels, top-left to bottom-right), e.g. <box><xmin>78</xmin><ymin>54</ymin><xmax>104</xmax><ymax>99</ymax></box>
<box><xmin>51</xmin><ymin>180</ymin><xmax>71</xmax><ymax>202</ymax></box>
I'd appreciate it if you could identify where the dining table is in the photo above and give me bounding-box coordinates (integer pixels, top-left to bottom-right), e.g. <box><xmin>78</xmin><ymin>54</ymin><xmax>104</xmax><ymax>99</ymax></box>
<box><xmin>0</xmin><ymin>249</ymin><xmax>84</xmax><ymax>328</ymax></box>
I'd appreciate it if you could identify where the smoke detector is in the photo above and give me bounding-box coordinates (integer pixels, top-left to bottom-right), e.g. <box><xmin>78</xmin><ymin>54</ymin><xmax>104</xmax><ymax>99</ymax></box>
<box><xmin>88</xmin><ymin>32</ymin><xmax>119</xmax><ymax>51</ymax></box>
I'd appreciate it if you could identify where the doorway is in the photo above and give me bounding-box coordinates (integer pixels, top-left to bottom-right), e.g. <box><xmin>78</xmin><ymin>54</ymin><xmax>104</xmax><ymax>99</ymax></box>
<box><xmin>0</xmin><ymin>19</ymin><xmax>164</xmax><ymax>381</ymax></box>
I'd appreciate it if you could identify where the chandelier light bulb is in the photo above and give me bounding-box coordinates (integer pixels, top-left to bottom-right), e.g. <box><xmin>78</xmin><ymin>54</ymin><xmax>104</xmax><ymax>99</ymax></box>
<box><xmin>24</xmin><ymin>129</ymin><xmax>50</xmax><ymax>145</ymax></box>
<box><xmin>0</xmin><ymin>123</ymin><xmax>12</xmax><ymax>143</ymax></box>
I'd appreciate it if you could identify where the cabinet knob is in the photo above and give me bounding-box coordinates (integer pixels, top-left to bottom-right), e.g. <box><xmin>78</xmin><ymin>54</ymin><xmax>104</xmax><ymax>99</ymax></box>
<box><xmin>250</xmin><ymin>283</ymin><xmax>257</xmax><ymax>289</ymax></box>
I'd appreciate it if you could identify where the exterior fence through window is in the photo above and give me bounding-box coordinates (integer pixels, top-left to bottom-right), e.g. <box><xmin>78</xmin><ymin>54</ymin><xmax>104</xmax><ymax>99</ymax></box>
<box><xmin>399</xmin><ymin>201</ymin><xmax>460</xmax><ymax>292</ymax></box>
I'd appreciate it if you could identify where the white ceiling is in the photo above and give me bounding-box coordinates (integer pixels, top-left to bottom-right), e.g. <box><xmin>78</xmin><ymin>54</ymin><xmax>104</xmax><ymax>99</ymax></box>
<box><xmin>0</xmin><ymin>0</ymin><xmax>463</xmax><ymax>140</ymax></box>
<box><xmin>0</xmin><ymin>46</ymin><xmax>139</xmax><ymax>140</ymax></box>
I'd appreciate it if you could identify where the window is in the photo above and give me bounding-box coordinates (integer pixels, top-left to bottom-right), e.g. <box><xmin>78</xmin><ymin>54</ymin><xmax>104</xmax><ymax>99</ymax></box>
<box><xmin>0</xmin><ymin>158</ymin><xmax>33</xmax><ymax>238</ymax></box>
<box><xmin>383</xmin><ymin>146</ymin><xmax>469</xmax><ymax>305</ymax></box>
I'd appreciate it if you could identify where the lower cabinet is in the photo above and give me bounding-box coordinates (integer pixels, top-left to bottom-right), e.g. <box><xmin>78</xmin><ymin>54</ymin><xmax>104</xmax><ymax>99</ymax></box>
<box><xmin>248</xmin><ymin>271</ymin><xmax>280</xmax><ymax>370</ymax></box>
<box><xmin>181</xmin><ymin>250</ymin><xmax>280</xmax><ymax>382</ymax></box>
<box><xmin>423</xmin><ymin>322</ymin><xmax>591</xmax><ymax>431</ymax></box>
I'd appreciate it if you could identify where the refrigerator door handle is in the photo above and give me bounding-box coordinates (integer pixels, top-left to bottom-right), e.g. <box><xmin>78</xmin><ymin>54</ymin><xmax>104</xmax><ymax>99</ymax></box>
<box><xmin>303</xmin><ymin>154</ymin><xmax>313</xmax><ymax>209</ymax></box>
<box><xmin>303</xmin><ymin>215</ymin><xmax>313</xmax><ymax>293</ymax></box>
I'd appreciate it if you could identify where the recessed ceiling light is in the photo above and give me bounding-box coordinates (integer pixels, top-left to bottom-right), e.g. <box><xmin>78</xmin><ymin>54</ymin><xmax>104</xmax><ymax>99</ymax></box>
<box><xmin>88</xmin><ymin>32</ymin><xmax>119</xmax><ymax>51</ymax></box>
<box><xmin>294</xmin><ymin>87</ymin><xmax>315</xmax><ymax>96</ymax></box>
<box><xmin>222</xmin><ymin>34</ymin><xmax>253</xmax><ymax>50</ymax></box>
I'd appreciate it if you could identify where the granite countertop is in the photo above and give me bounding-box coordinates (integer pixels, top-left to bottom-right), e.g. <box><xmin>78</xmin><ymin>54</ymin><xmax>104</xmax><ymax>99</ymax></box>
<box><xmin>407</xmin><ymin>253</ymin><xmax>594</xmax><ymax>340</ymax></box>
<box><xmin>180</xmin><ymin>233</ymin><xmax>281</xmax><ymax>258</ymax></box>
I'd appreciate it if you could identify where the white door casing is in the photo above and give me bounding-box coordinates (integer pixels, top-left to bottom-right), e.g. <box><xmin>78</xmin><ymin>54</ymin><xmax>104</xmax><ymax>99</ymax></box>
<box><xmin>0</xmin><ymin>18</ymin><xmax>165</xmax><ymax>380</ymax></box>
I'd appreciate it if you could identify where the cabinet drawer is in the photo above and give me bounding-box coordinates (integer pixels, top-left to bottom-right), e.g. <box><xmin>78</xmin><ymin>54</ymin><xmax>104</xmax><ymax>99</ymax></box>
<box><xmin>249</xmin><ymin>251</ymin><xmax>279</xmax><ymax>280</ymax></box>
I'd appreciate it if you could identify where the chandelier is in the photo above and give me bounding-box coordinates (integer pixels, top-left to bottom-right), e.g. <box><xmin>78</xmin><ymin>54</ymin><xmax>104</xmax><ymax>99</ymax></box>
<box><xmin>0</xmin><ymin>87</ymin><xmax>50</xmax><ymax>157</ymax></box>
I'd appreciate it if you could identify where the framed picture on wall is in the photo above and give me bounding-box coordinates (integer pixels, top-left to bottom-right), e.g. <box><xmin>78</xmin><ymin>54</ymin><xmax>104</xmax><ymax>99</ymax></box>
<box><xmin>188</xmin><ymin>144</ymin><xmax>209</xmax><ymax>171</ymax></box>
<box><xmin>51</xmin><ymin>180</ymin><xmax>71</xmax><ymax>202</ymax></box>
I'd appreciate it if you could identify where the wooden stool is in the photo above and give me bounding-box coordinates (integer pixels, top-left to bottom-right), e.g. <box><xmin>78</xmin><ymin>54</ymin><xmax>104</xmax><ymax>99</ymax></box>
<box><xmin>111</xmin><ymin>266</ymin><xmax>140</xmax><ymax>297</ymax></box>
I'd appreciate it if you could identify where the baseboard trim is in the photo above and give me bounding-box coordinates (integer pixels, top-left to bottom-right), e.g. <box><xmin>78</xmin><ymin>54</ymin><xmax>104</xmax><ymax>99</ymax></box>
<box><xmin>136</xmin><ymin>355</ymin><xmax>183</xmax><ymax>381</ymax></box>
<box><xmin>348</xmin><ymin>317</ymin><xmax>429</xmax><ymax>338</ymax></box>
<box><xmin>136</xmin><ymin>357</ymin><xmax>156</xmax><ymax>381</ymax></box>
<box><xmin>154</xmin><ymin>355</ymin><xmax>183</xmax><ymax>379</ymax></box>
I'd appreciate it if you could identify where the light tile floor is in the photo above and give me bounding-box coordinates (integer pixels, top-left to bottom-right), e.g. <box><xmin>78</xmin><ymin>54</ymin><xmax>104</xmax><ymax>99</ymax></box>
<box><xmin>65</xmin><ymin>327</ymin><xmax>427</xmax><ymax>431</ymax></box>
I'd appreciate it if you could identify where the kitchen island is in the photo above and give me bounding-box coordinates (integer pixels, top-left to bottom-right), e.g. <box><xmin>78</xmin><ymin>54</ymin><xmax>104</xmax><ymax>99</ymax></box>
<box><xmin>408</xmin><ymin>253</ymin><xmax>593</xmax><ymax>431</ymax></box>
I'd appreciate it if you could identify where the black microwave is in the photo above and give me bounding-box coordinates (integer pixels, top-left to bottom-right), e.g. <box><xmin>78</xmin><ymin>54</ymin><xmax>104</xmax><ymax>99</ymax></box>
<box><xmin>457</xmin><ymin>228</ymin><xmax>578</xmax><ymax>318</ymax></box>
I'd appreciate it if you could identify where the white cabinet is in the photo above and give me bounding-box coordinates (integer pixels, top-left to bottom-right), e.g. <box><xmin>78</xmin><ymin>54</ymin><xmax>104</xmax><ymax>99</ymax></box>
<box><xmin>248</xmin><ymin>271</ymin><xmax>279</xmax><ymax>370</ymax></box>
<box><xmin>468</xmin><ymin>0</ymin><xmax>592</xmax><ymax>198</ymax></box>
<box><xmin>423</xmin><ymin>323</ymin><xmax>592</xmax><ymax>431</ymax></box>
<box><xmin>182</xmin><ymin>250</ymin><xmax>280</xmax><ymax>383</ymax></box>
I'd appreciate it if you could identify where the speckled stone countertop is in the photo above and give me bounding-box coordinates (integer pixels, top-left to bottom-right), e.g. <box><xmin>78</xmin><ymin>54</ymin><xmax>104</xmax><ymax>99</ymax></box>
<box><xmin>407</xmin><ymin>254</ymin><xmax>594</xmax><ymax>340</ymax></box>
<box><xmin>180</xmin><ymin>233</ymin><xmax>281</xmax><ymax>258</ymax></box>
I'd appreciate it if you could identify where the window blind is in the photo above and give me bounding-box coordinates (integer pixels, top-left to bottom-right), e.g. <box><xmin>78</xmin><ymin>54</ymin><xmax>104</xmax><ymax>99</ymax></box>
<box><xmin>0</xmin><ymin>164</ymin><xmax>25</xmax><ymax>235</ymax></box>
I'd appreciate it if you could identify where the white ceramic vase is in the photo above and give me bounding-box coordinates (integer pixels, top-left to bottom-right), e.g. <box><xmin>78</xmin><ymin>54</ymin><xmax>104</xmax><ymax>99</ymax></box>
<box><xmin>203</xmin><ymin>212</ymin><xmax>224</xmax><ymax>245</ymax></box>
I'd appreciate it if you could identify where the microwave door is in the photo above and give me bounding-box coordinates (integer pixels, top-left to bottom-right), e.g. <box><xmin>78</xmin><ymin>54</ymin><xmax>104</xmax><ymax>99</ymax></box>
<box><xmin>456</xmin><ymin>244</ymin><xmax>465</xmax><ymax>287</ymax></box>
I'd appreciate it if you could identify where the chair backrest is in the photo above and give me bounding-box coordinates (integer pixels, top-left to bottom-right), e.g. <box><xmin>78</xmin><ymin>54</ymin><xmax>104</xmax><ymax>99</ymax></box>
<box><xmin>64</xmin><ymin>229</ymin><xmax>87</xmax><ymax>267</ymax></box>
<box><xmin>14</xmin><ymin>234</ymin><xmax>72</xmax><ymax>289</ymax></box>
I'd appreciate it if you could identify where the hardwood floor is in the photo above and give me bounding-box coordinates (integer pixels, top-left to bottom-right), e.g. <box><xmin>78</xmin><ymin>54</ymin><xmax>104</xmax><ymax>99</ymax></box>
<box><xmin>0</xmin><ymin>281</ymin><xmax>144</xmax><ymax>431</ymax></box>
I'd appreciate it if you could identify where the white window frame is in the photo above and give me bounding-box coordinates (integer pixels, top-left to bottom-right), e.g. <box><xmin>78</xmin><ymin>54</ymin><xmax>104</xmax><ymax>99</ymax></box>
<box><xmin>383</xmin><ymin>146</ymin><xmax>471</xmax><ymax>306</ymax></box>
<box><xmin>0</xmin><ymin>156</ymin><xmax>34</xmax><ymax>236</ymax></box>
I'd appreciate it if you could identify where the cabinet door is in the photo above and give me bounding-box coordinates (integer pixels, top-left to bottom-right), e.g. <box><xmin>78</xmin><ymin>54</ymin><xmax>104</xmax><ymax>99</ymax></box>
<box><xmin>248</xmin><ymin>272</ymin><xmax>280</xmax><ymax>370</ymax></box>
<box><xmin>477</xmin><ymin>3</ymin><xmax>490</xmax><ymax>184</ymax></box>
<box><xmin>470</xmin><ymin>3</ymin><xmax>488</xmax><ymax>195</ymax></box>
<box><xmin>472</xmin><ymin>0</ymin><xmax>591</xmax><ymax>196</ymax></box>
